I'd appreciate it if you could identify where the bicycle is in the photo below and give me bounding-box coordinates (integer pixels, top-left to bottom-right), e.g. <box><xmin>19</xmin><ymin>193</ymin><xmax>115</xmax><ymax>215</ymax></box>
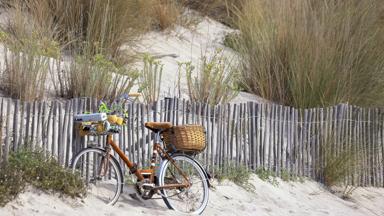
<box><xmin>71</xmin><ymin>94</ymin><xmax>210</xmax><ymax>215</ymax></box>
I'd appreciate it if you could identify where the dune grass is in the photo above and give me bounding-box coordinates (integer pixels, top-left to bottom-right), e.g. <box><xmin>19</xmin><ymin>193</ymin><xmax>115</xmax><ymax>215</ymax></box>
<box><xmin>3</xmin><ymin>0</ymin><xmax>152</xmax><ymax>58</ymax></box>
<box><xmin>233</xmin><ymin>0</ymin><xmax>384</xmax><ymax>108</ymax></box>
<box><xmin>0</xmin><ymin>27</ymin><xmax>58</xmax><ymax>101</ymax></box>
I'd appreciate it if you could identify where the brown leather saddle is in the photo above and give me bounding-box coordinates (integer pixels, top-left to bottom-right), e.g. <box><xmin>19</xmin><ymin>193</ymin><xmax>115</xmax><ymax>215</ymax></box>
<box><xmin>144</xmin><ymin>122</ymin><xmax>172</xmax><ymax>133</ymax></box>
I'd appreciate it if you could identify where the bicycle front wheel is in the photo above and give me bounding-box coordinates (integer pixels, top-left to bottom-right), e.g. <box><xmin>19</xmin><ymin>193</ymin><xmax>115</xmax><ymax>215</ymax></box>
<box><xmin>158</xmin><ymin>155</ymin><xmax>209</xmax><ymax>215</ymax></box>
<box><xmin>71</xmin><ymin>148</ymin><xmax>123</xmax><ymax>205</ymax></box>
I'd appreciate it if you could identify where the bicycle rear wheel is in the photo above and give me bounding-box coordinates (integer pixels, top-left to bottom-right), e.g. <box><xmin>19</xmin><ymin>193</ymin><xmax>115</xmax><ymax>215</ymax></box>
<box><xmin>71</xmin><ymin>148</ymin><xmax>123</xmax><ymax>205</ymax></box>
<box><xmin>158</xmin><ymin>155</ymin><xmax>209</xmax><ymax>215</ymax></box>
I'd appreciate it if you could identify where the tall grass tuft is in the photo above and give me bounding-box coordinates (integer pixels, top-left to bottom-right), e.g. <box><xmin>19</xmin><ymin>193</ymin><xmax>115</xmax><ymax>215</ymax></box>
<box><xmin>234</xmin><ymin>0</ymin><xmax>384</xmax><ymax>108</ymax></box>
<box><xmin>182</xmin><ymin>49</ymin><xmax>239</xmax><ymax>105</ymax></box>
<box><xmin>139</xmin><ymin>54</ymin><xmax>163</xmax><ymax>104</ymax></box>
<box><xmin>55</xmin><ymin>53</ymin><xmax>139</xmax><ymax>101</ymax></box>
<box><xmin>152</xmin><ymin>0</ymin><xmax>183</xmax><ymax>30</ymax></box>
<box><xmin>317</xmin><ymin>134</ymin><xmax>363</xmax><ymax>187</ymax></box>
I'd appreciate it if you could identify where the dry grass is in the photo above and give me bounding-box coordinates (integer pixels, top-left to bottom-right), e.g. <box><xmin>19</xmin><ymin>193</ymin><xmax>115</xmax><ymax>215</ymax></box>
<box><xmin>182</xmin><ymin>49</ymin><xmax>239</xmax><ymax>105</ymax></box>
<box><xmin>4</xmin><ymin>0</ymin><xmax>152</xmax><ymax>58</ymax></box>
<box><xmin>152</xmin><ymin>0</ymin><xmax>183</xmax><ymax>30</ymax></box>
<box><xmin>180</xmin><ymin>0</ymin><xmax>243</xmax><ymax>27</ymax></box>
<box><xmin>234</xmin><ymin>0</ymin><xmax>384</xmax><ymax>108</ymax></box>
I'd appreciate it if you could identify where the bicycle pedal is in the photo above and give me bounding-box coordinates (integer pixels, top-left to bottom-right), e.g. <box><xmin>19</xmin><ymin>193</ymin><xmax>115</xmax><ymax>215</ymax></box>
<box><xmin>142</xmin><ymin>183</ymin><xmax>155</xmax><ymax>190</ymax></box>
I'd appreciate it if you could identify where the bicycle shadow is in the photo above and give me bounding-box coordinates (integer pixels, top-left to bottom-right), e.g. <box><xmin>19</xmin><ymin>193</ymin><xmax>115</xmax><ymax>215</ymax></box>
<box><xmin>115</xmin><ymin>184</ymin><xmax>171</xmax><ymax>212</ymax></box>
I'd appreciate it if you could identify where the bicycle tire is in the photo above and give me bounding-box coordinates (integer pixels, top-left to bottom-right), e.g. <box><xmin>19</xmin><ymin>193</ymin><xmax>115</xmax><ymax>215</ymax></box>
<box><xmin>71</xmin><ymin>147</ymin><xmax>123</xmax><ymax>205</ymax></box>
<box><xmin>158</xmin><ymin>154</ymin><xmax>209</xmax><ymax>215</ymax></box>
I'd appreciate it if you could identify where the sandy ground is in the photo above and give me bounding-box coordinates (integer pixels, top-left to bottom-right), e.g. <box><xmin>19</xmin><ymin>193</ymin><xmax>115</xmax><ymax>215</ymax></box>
<box><xmin>1</xmin><ymin>174</ymin><xmax>384</xmax><ymax>216</ymax></box>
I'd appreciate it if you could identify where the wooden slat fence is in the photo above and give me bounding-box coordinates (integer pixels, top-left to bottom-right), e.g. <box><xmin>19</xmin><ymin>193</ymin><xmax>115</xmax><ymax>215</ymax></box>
<box><xmin>0</xmin><ymin>97</ymin><xmax>383</xmax><ymax>187</ymax></box>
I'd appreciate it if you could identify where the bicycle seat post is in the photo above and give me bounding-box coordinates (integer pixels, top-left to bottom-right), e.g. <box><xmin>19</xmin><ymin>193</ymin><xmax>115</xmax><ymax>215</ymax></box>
<box><xmin>150</xmin><ymin>130</ymin><xmax>163</xmax><ymax>170</ymax></box>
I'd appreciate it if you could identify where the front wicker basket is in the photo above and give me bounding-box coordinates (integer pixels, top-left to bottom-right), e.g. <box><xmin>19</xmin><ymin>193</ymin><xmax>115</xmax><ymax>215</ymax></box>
<box><xmin>162</xmin><ymin>125</ymin><xmax>206</xmax><ymax>153</ymax></box>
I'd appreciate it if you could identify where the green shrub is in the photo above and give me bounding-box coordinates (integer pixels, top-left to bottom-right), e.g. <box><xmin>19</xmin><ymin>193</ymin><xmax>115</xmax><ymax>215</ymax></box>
<box><xmin>0</xmin><ymin>149</ymin><xmax>86</xmax><ymax>206</ymax></box>
<box><xmin>234</xmin><ymin>0</ymin><xmax>384</xmax><ymax>108</ymax></box>
<box><xmin>0</xmin><ymin>164</ymin><xmax>24</xmax><ymax>206</ymax></box>
<box><xmin>182</xmin><ymin>49</ymin><xmax>239</xmax><ymax>105</ymax></box>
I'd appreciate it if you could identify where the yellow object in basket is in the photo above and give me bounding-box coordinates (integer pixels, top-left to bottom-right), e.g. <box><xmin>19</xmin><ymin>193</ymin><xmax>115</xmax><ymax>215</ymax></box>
<box><xmin>96</xmin><ymin>123</ymin><xmax>105</xmax><ymax>133</ymax></box>
<box><xmin>108</xmin><ymin>115</ymin><xmax>124</xmax><ymax>126</ymax></box>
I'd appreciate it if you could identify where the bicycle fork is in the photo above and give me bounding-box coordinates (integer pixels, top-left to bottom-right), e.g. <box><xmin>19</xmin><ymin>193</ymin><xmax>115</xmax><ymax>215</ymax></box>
<box><xmin>97</xmin><ymin>145</ymin><xmax>112</xmax><ymax>179</ymax></box>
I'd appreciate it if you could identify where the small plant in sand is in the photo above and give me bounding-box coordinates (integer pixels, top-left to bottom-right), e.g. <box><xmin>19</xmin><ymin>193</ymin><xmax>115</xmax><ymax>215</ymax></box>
<box><xmin>213</xmin><ymin>162</ymin><xmax>254</xmax><ymax>192</ymax></box>
<box><xmin>0</xmin><ymin>148</ymin><xmax>85</xmax><ymax>207</ymax></box>
<box><xmin>138</xmin><ymin>54</ymin><xmax>163</xmax><ymax>104</ymax></box>
<box><xmin>280</xmin><ymin>169</ymin><xmax>304</xmax><ymax>183</ymax></box>
<box><xmin>181</xmin><ymin>49</ymin><xmax>239</xmax><ymax>105</ymax></box>
<box><xmin>255</xmin><ymin>167</ymin><xmax>279</xmax><ymax>186</ymax></box>
<box><xmin>317</xmin><ymin>133</ymin><xmax>364</xmax><ymax>189</ymax></box>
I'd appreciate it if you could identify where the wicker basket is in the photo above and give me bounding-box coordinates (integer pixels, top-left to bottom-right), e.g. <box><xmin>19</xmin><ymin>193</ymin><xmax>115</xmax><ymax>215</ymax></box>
<box><xmin>162</xmin><ymin>125</ymin><xmax>206</xmax><ymax>153</ymax></box>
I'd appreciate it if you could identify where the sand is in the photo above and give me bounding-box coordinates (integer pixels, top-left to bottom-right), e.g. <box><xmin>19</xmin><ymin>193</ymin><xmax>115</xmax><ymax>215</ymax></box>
<box><xmin>1</xmin><ymin>174</ymin><xmax>383</xmax><ymax>216</ymax></box>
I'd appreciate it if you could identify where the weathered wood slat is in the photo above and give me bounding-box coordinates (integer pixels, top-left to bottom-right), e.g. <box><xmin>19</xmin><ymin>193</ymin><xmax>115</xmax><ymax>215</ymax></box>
<box><xmin>13</xmin><ymin>100</ymin><xmax>20</xmax><ymax>151</ymax></box>
<box><xmin>0</xmin><ymin>98</ymin><xmax>3</xmax><ymax>163</ymax></box>
<box><xmin>31</xmin><ymin>101</ymin><xmax>38</xmax><ymax>149</ymax></box>
<box><xmin>4</xmin><ymin>98</ymin><xmax>12</xmax><ymax>161</ymax></box>
<box><xmin>52</xmin><ymin>101</ymin><xmax>58</xmax><ymax>158</ymax></box>
<box><xmin>65</xmin><ymin>100</ymin><xmax>72</xmax><ymax>167</ymax></box>
<box><xmin>24</xmin><ymin>102</ymin><xmax>31</xmax><ymax>148</ymax></box>
<box><xmin>36</xmin><ymin>101</ymin><xmax>43</xmax><ymax>149</ymax></box>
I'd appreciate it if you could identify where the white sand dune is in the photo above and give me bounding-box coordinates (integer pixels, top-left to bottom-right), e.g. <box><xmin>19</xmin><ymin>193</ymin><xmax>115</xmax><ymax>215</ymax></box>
<box><xmin>1</xmin><ymin>174</ymin><xmax>383</xmax><ymax>216</ymax></box>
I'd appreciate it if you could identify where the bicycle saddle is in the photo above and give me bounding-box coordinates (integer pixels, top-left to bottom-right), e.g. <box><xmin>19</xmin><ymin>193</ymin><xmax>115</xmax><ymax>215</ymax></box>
<box><xmin>145</xmin><ymin>122</ymin><xmax>172</xmax><ymax>133</ymax></box>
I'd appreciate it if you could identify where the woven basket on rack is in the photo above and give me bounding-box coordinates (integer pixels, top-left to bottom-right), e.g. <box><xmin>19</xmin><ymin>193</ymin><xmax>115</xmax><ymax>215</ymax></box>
<box><xmin>162</xmin><ymin>125</ymin><xmax>206</xmax><ymax>153</ymax></box>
